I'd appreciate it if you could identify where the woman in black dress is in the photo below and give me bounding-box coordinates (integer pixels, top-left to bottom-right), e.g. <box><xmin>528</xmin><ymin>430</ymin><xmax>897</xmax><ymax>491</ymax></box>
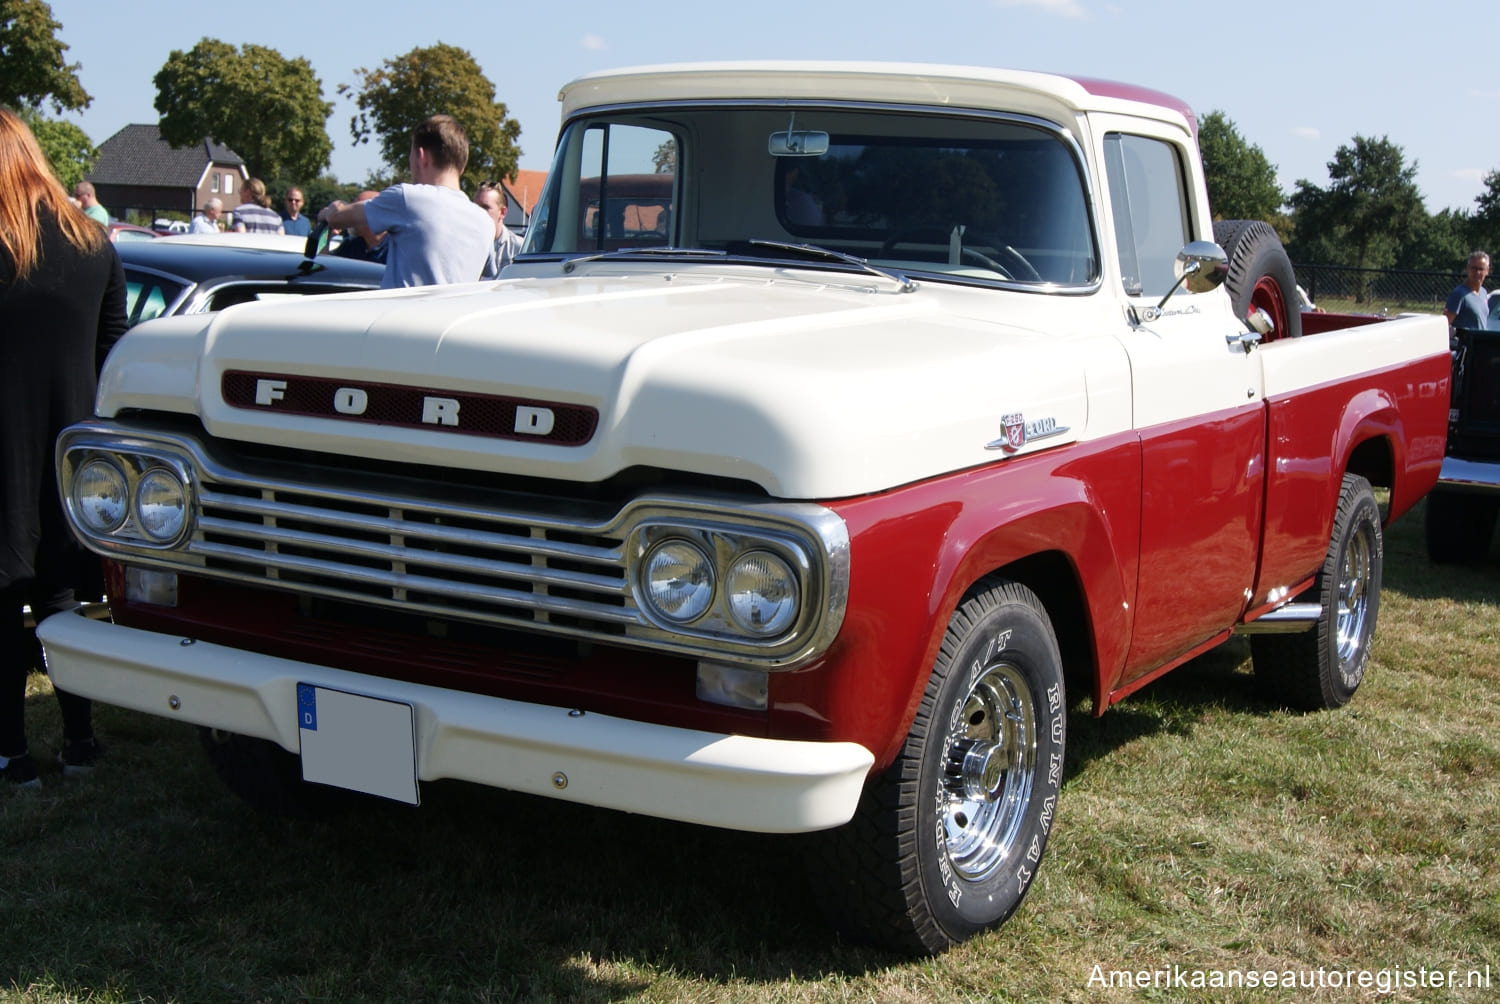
<box><xmin>0</xmin><ymin>108</ymin><xmax>127</xmax><ymax>788</ymax></box>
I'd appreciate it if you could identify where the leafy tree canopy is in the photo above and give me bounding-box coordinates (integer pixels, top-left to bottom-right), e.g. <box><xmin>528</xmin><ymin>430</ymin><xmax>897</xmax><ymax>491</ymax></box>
<box><xmin>1465</xmin><ymin>169</ymin><xmax>1500</xmax><ymax>263</ymax></box>
<box><xmin>342</xmin><ymin>43</ymin><xmax>521</xmax><ymax>191</ymax></box>
<box><xmin>1286</xmin><ymin>135</ymin><xmax>1425</xmax><ymax>273</ymax></box>
<box><xmin>0</xmin><ymin>0</ymin><xmax>90</xmax><ymax>112</ymax></box>
<box><xmin>19</xmin><ymin>106</ymin><xmax>94</xmax><ymax>188</ymax></box>
<box><xmin>1198</xmin><ymin>110</ymin><xmax>1284</xmax><ymax>223</ymax></box>
<box><xmin>154</xmin><ymin>39</ymin><xmax>334</xmax><ymax>183</ymax></box>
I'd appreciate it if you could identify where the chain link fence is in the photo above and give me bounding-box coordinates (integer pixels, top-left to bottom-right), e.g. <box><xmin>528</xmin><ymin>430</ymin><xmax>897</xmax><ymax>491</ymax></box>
<box><xmin>1294</xmin><ymin>264</ymin><xmax>1460</xmax><ymax>316</ymax></box>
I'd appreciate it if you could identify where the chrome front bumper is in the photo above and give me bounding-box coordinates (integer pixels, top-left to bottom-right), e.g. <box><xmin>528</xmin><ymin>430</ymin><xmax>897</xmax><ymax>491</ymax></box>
<box><xmin>38</xmin><ymin>609</ymin><xmax>873</xmax><ymax>833</ymax></box>
<box><xmin>1436</xmin><ymin>457</ymin><xmax>1500</xmax><ymax>493</ymax></box>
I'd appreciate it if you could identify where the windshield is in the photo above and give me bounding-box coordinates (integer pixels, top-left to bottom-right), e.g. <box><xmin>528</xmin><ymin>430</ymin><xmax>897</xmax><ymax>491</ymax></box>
<box><xmin>523</xmin><ymin>105</ymin><xmax>1098</xmax><ymax>287</ymax></box>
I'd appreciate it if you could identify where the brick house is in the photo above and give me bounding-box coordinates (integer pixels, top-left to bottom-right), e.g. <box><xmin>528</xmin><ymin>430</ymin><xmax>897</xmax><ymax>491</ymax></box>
<box><xmin>86</xmin><ymin>124</ymin><xmax>245</xmax><ymax>224</ymax></box>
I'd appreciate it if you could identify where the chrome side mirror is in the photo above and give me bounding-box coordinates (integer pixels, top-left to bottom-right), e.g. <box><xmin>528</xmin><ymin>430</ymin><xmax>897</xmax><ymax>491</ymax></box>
<box><xmin>1155</xmin><ymin>240</ymin><xmax>1229</xmax><ymax>309</ymax></box>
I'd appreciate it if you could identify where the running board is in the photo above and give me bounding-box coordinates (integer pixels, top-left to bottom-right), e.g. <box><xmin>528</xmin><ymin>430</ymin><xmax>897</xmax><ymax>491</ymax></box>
<box><xmin>1234</xmin><ymin>602</ymin><xmax>1322</xmax><ymax>635</ymax></box>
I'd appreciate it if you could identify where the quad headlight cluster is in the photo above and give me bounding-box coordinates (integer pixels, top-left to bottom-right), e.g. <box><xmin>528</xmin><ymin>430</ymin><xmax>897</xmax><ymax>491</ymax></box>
<box><xmin>634</xmin><ymin>522</ymin><xmax>809</xmax><ymax>645</ymax></box>
<box><xmin>62</xmin><ymin>447</ymin><xmax>194</xmax><ymax>549</ymax></box>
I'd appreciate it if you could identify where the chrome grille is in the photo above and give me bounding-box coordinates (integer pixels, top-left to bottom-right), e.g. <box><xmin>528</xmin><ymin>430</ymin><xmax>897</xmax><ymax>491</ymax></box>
<box><xmin>189</xmin><ymin>476</ymin><xmax>638</xmax><ymax>635</ymax></box>
<box><xmin>57</xmin><ymin>422</ymin><xmax>852</xmax><ymax>667</ymax></box>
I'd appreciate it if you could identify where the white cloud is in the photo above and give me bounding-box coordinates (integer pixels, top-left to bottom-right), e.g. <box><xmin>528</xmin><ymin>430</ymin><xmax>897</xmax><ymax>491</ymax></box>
<box><xmin>991</xmin><ymin>0</ymin><xmax>1088</xmax><ymax>18</ymax></box>
<box><xmin>580</xmin><ymin>34</ymin><xmax>607</xmax><ymax>51</ymax></box>
<box><xmin>1292</xmin><ymin>126</ymin><xmax>1320</xmax><ymax>140</ymax></box>
<box><xmin>1452</xmin><ymin>167</ymin><xmax>1486</xmax><ymax>185</ymax></box>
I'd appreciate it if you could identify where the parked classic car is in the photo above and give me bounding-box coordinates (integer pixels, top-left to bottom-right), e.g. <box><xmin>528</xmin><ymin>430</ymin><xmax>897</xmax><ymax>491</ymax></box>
<box><xmin>117</xmin><ymin>235</ymin><xmax>385</xmax><ymax>328</ymax></box>
<box><xmin>106</xmin><ymin>222</ymin><xmax>159</xmax><ymax>244</ymax></box>
<box><xmin>1426</xmin><ymin>296</ymin><xmax>1500</xmax><ymax>561</ymax></box>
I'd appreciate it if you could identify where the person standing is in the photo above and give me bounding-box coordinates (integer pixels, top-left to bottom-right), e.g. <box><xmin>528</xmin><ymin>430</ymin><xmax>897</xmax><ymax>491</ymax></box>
<box><xmin>0</xmin><ymin>109</ymin><xmax>127</xmax><ymax>788</ymax></box>
<box><xmin>231</xmin><ymin>177</ymin><xmax>285</xmax><ymax>234</ymax></box>
<box><xmin>281</xmin><ymin>186</ymin><xmax>311</xmax><ymax>236</ymax></box>
<box><xmin>1445</xmin><ymin>251</ymin><xmax>1492</xmax><ymax>330</ymax></box>
<box><xmin>190</xmin><ymin>197</ymin><xmax>223</xmax><ymax>233</ymax></box>
<box><xmin>318</xmin><ymin>114</ymin><xmax>491</xmax><ymax>288</ymax></box>
<box><xmin>71</xmin><ymin>180</ymin><xmax>109</xmax><ymax>225</ymax></box>
<box><xmin>475</xmin><ymin>181</ymin><xmax>524</xmax><ymax>278</ymax></box>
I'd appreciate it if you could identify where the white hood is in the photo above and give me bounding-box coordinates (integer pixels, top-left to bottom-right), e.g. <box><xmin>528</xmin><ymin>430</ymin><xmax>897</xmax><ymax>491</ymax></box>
<box><xmin>97</xmin><ymin>268</ymin><xmax>1095</xmax><ymax>499</ymax></box>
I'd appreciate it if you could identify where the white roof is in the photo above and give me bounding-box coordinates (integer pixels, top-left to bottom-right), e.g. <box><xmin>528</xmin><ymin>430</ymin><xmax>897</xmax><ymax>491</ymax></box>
<box><xmin>557</xmin><ymin>61</ymin><xmax>1196</xmax><ymax>134</ymax></box>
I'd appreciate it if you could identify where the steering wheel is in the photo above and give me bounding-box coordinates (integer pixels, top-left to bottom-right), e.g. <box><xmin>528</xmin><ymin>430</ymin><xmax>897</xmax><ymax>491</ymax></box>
<box><xmin>880</xmin><ymin>228</ymin><xmax>1041</xmax><ymax>282</ymax></box>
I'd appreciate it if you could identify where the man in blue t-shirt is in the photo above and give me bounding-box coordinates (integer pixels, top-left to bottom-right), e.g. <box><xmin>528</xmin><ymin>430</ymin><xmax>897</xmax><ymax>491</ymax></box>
<box><xmin>317</xmin><ymin>115</ymin><xmax>492</xmax><ymax>289</ymax></box>
<box><xmin>281</xmin><ymin>187</ymin><xmax>311</xmax><ymax>236</ymax></box>
<box><xmin>1445</xmin><ymin>251</ymin><xmax>1492</xmax><ymax>330</ymax></box>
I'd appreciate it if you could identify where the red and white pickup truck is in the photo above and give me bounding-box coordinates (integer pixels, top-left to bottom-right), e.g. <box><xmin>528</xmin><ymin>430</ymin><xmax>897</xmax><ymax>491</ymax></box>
<box><xmin>41</xmin><ymin>62</ymin><xmax>1449</xmax><ymax>953</ymax></box>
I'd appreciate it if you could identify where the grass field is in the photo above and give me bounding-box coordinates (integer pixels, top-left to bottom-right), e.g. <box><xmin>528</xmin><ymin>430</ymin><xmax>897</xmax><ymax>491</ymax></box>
<box><xmin>3</xmin><ymin>498</ymin><xmax>1497</xmax><ymax>1003</ymax></box>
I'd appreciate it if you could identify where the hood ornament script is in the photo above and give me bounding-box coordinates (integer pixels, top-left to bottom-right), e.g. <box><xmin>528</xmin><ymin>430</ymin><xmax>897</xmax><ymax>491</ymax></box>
<box><xmin>985</xmin><ymin>412</ymin><xmax>1070</xmax><ymax>453</ymax></box>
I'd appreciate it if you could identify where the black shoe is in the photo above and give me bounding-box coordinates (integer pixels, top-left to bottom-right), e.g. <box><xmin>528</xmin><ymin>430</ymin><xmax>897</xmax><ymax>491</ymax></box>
<box><xmin>58</xmin><ymin>738</ymin><xmax>105</xmax><ymax>777</ymax></box>
<box><xmin>1</xmin><ymin>752</ymin><xmax>41</xmax><ymax>789</ymax></box>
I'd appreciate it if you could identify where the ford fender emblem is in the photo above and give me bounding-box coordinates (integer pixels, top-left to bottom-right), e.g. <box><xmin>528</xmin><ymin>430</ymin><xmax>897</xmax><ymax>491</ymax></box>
<box><xmin>985</xmin><ymin>412</ymin><xmax>1070</xmax><ymax>453</ymax></box>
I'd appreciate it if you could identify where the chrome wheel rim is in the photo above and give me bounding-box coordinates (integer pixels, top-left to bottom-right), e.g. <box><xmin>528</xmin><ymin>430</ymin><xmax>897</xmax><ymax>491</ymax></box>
<box><xmin>940</xmin><ymin>660</ymin><xmax>1038</xmax><ymax>882</ymax></box>
<box><xmin>1335</xmin><ymin>519</ymin><xmax>1375</xmax><ymax>668</ymax></box>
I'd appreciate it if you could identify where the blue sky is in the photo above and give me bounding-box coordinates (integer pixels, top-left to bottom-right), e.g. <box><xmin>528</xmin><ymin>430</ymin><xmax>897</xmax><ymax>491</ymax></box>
<box><xmin>47</xmin><ymin>0</ymin><xmax>1493</xmax><ymax>213</ymax></box>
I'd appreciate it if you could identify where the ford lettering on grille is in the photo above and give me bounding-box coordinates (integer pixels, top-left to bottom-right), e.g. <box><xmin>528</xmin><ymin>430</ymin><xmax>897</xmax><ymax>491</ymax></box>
<box><xmin>221</xmin><ymin>371</ymin><xmax>598</xmax><ymax>446</ymax></box>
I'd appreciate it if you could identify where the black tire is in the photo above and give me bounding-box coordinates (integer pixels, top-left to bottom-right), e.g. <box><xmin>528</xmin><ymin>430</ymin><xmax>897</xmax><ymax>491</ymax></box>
<box><xmin>1251</xmin><ymin>474</ymin><xmax>1382</xmax><ymax>710</ymax></box>
<box><xmin>1213</xmin><ymin>219</ymin><xmax>1302</xmax><ymax>342</ymax></box>
<box><xmin>1424</xmin><ymin>489</ymin><xmax>1499</xmax><ymax>564</ymax></box>
<box><xmin>806</xmin><ymin>579</ymin><xmax>1066</xmax><ymax>954</ymax></box>
<box><xmin>199</xmin><ymin>728</ymin><xmax>351</xmax><ymax>818</ymax></box>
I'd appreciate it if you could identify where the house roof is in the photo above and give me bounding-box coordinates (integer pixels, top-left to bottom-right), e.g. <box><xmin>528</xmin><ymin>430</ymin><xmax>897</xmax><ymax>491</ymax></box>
<box><xmin>503</xmin><ymin>169</ymin><xmax>549</xmax><ymax>215</ymax></box>
<box><xmin>87</xmin><ymin>124</ymin><xmax>245</xmax><ymax>187</ymax></box>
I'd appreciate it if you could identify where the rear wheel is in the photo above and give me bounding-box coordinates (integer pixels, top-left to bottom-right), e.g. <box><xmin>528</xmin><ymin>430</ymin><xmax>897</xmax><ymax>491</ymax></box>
<box><xmin>1252</xmin><ymin>474</ymin><xmax>1382</xmax><ymax>709</ymax></box>
<box><xmin>1424</xmin><ymin>489</ymin><xmax>1499</xmax><ymax>564</ymax></box>
<box><xmin>807</xmin><ymin>579</ymin><xmax>1065</xmax><ymax>954</ymax></box>
<box><xmin>1213</xmin><ymin>219</ymin><xmax>1302</xmax><ymax>342</ymax></box>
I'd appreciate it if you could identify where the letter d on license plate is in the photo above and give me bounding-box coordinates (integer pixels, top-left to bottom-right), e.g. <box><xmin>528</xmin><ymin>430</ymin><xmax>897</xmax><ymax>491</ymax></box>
<box><xmin>297</xmin><ymin>684</ymin><xmax>418</xmax><ymax>805</ymax></box>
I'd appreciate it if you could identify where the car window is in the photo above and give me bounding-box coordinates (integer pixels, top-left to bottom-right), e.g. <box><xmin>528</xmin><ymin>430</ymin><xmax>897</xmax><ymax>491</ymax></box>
<box><xmin>1103</xmin><ymin>133</ymin><xmax>1191</xmax><ymax>298</ymax></box>
<box><xmin>124</xmin><ymin>274</ymin><xmax>186</xmax><ymax>327</ymax></box>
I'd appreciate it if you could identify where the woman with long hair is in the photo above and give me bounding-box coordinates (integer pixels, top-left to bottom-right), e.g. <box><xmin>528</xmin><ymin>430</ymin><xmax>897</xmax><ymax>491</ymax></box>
<box><xmin>231</xmin><ymin>176</ymin><xmax>285</xmax><ymax>234</ymax></box>
<box><xmin>0</xmin><ymin>107</ymin><xmax>127</xmax><ymax>788</ymax></box>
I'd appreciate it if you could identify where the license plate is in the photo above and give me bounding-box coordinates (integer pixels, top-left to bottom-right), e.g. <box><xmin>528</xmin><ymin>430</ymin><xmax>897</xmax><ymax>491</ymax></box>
<box><xmin>297</xmin><ymin>684</ymin><xmax>419</xmax><ymax>805</ymax></box>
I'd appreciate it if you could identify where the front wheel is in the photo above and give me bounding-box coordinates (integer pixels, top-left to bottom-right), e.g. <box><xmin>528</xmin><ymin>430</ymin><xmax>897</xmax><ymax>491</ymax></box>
<box><xmin>807</xmin><ymin>579</ymin><xmax>1066</xmax><ymax>954</ymax></box>
<box><xmin>199</xmin><ymin>728</ymin><xmax>351</xmax><ymax>818</ymax></box>
<box><xmin>1251</xmin><ymin>473</ymin><xmax>1382</xmax><ymax>709</ymax></box>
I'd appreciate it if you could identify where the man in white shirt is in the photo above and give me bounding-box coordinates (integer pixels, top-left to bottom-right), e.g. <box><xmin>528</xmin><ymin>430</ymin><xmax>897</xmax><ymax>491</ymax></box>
<box><xmin>475</xmin><ymin>181</ymin><xmax>524</xmax><ymax>278</ymax></box>
<box><xmin>317</xmin><ymin>114</ymin><xmax>491</xmax><ymax>288</ymax></box>
<box><xmin>189</xmin><ymin>198</ymin><xmax>223</xmax><ymax>234</ymax></box>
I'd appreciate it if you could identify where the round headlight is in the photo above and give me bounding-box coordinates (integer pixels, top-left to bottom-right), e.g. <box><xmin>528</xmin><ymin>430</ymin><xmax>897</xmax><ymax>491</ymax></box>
<box><xmin>73</xmin><ymin>459</ymin><xmax>128</xmax><ymax>533</ymax></box>
<box><xmin>642</xmin><ymin>539</ymin><xmax>714</xmax><ymax>623</ymax></box>
<box><xmin>135</xmin><ymin>468</ymin><xmax>188</xmax><ymax>542</ymax></box>
<box><xmin>725</xmin><ymin>551</ymin><xmax>799</xmax><ymax>636</ymax></box>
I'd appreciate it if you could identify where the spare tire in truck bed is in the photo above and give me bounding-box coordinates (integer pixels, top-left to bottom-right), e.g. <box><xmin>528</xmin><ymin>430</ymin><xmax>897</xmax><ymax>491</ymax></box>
<box><xmin>1213</xmin><ymin>219</ymin><xmax>1302</xmax><ymax>342</ymax></box>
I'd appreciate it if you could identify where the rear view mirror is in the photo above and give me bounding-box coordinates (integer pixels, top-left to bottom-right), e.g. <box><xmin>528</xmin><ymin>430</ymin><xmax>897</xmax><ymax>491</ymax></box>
<box><xmin>769</xmin><ymin>130</ymin><xmax>830</xmax><ymax>157</ymax></box>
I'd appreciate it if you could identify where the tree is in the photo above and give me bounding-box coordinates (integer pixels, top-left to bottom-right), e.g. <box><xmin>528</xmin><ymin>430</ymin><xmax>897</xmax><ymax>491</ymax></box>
<box><xmin>0</xmin><ymin>0</ymin><xmax>89</xmax><ymax>112</ymax></box>
<box><xmin>1466</xmin><ymin>169</ymin><xmax>1500</xmax><ymax>262</ymax></box>
<box><xmin>343</xmin><ymin>43</ymin><xmax>521</xmax><ymax>191</ymax></box>
<box><xmin>19</xmin><ymin>106</ymin><xmax>94</xmax><ymax>188</ymax></box>
<box><xmin>1286</xmin><ymin>135</ymin><xmax>1426</xmax><ymax>294</ymax></box>
<box><xmin>154</xmin><ymin>39</ymin><xmax>333</xmax><ymax>182</ymax></box>
<box><xmin>1197</xmin><ymin>110</ymin><xmax>1283</xmax><ymax>223</ymax></box>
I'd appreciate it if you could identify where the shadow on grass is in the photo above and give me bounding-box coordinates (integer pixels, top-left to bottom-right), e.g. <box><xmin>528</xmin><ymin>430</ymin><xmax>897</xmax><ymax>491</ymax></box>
<box><xmin>4</xmin><ymin>705</ymin><xmax>900</xmax><ymax>1002</ymax></box>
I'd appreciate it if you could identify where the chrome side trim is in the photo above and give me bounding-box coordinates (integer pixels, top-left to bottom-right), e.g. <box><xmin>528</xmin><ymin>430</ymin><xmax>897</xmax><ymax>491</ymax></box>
<box><xmin>1234</xmin><ymin>602</ymin><xmax>1322</xmax><ymax>635</ymax></box>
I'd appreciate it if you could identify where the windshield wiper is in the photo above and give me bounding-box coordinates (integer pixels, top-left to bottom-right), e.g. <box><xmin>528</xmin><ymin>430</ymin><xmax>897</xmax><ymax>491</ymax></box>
<box><xmin>562</xmin><ymin>247</ymin><xmax>726</xmax><ymax>272</ymax></box>
<box><xmin>746</xmin><ymin>240</ymin><xmax>916</xmax><ymax>292</ymax></box>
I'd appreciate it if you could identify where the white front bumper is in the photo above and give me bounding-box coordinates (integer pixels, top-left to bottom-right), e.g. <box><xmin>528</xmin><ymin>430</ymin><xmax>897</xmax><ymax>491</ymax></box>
<box><xmin>38</xmin><ymin>609</ymin><xmax>873</xmax><ymax>833</ymax></box>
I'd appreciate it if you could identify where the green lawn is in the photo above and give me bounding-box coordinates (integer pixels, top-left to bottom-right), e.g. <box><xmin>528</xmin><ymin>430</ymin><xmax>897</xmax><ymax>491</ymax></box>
<box><xmin>4</xmin><ymin>499</ymin><xmax>1497</xmax><ymax>1003</ymax></box>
